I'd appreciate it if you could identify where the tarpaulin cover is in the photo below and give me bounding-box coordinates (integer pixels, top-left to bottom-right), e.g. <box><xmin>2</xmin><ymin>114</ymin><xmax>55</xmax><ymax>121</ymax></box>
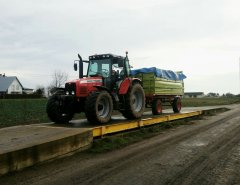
<box><xmin>131</xmin><ymin>67</ymin><xmax>187</xmax><ymax>81</ymax></box>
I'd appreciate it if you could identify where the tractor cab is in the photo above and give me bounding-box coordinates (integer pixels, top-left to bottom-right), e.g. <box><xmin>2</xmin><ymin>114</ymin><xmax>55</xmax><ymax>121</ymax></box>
<box><xmin>74</xmin><ymin>53</ymin><xmax>131</xmax><ymax>91</ymax></box>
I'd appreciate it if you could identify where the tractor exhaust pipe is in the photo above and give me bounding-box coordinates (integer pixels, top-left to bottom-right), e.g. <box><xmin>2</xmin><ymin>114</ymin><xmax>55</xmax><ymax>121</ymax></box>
<box><xmin>78</xmin><ymin>54</ymin><xmax>83</xmax><ymax>78</ymax></box>
<box><xmin>74</xmin><ymin>54</ymin><xmax>84</xmax><ymax>78</ymax></box>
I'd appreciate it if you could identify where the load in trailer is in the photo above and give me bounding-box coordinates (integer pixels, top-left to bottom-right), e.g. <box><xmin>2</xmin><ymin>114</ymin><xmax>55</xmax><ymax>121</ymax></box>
<box><xmin>46</xmin><ymin>52</ymin><xmax>145</xmax><ymax>124</ymax></box>
<box><xmin>131</xmin><ymin>67</ymin><xmax>186</xmax><ymax>115</ymax></box>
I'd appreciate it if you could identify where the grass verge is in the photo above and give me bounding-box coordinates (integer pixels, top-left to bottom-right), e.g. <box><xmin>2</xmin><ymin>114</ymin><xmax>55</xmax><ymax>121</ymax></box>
<box><xmin>182</xmin><ymin>97</ymin><xmax>240</xmax><ymax>107</ymax></box>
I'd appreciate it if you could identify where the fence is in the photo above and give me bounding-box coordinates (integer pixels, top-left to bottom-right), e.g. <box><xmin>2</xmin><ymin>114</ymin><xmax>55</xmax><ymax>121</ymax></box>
<box><xmin>0</xmin><ymin>94</ymin><xmax>42</xmax><ymax>99</ymax></box>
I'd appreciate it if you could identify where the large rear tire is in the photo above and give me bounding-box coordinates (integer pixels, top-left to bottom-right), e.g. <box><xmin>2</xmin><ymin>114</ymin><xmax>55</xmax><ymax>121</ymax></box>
<box><xmin>172</xmin><ymin>97</ymin><xmax>182</xmax><ymax>113</ymax></box>
<box><xmin>85</xmin><ymin>91</ymin><xmax>113</xmax><ymax>124</ymax></box>
<box><xmin>121</xmin><ymin>83</ymin><xmax>145</xmax><ymax>119</ymax></box>
<box><xmin>46</xmin><ymin>95</ymin><xmax>74</xmax><ymax>123</ymax></box>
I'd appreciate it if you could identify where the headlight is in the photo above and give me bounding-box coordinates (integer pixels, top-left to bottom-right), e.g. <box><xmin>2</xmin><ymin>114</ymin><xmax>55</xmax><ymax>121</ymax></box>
<box><xmin>71</xmin><ymin>91</ymin><xmax>75</xmax><ymax>95</ymax></box>
<box><xmin>66</xmin><ymin>91</ymin><xmax>69</xmax><ymax>95</ymax></box>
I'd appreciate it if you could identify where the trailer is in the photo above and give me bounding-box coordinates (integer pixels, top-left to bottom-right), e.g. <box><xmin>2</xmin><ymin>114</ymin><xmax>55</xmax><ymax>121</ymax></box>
<box><xmin>131</xmin><ymin>67</ymin><xmax>186</xmax><ymax>115</ymax></box>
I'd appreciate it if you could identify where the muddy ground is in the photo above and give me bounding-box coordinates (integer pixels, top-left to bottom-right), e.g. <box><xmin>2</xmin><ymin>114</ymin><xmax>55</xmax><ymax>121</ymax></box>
<box><xmin>1</xmin><ymin>104</ymin><xmax>240</xmax><ymax>185</ymax></box>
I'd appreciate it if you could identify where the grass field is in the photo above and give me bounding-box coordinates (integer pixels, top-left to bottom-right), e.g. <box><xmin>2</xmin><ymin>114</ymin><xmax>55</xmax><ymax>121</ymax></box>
<box><xmin>181</xmin><ymin>97</ymin><xmax>240</xmax><ymax>107</ymax></box>
<box><xmin>0</xmin><ymin>97</ymin><xmax>239</xmax><ymax>128</ymax></box>
<box><xmin>0</xmin><ymin>99</ymin><xmax>48</xmax><ymax>128</ymax></box>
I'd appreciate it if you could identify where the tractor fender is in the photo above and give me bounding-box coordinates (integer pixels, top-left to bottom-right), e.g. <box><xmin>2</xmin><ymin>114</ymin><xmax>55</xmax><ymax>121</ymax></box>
<box><xmin>119</xmin><ymin>78</ymin><xmax>142</xmax><ymax>95</ymax></box>
<box><xmin>119</xmin><ymin>78</ymin><xmax>131</xmax><ymax>95</ymax></box>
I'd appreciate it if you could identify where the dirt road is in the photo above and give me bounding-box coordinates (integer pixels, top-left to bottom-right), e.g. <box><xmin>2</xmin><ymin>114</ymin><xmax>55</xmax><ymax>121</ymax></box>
<box><xmin>1</xmin><ymin>104</ymin><xmax>240</xmax><ymax>185</ymax></box>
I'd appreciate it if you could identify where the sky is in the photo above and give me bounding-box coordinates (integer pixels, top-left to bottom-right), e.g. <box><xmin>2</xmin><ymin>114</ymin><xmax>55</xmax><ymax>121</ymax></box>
<box><xmin>0</xmin><ymin>0</ymin><xmax>240</xmax><ymax>95</ymax></box>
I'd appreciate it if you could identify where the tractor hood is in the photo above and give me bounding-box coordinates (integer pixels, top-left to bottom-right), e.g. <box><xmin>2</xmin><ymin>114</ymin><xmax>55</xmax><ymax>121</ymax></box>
<box><xmin>79</xmin><ymin>77</ymin><xmax>103</xmax><ymax>84</ymax></box>
<box><xmin>66</xmin><ymin>77</ymin><xmax>103</xmax><ymax>97</ymax></box>
<box><xmin>67</xmin><ymin>77</ymin><xmax>103</xmax><ymax>85</ymax></box>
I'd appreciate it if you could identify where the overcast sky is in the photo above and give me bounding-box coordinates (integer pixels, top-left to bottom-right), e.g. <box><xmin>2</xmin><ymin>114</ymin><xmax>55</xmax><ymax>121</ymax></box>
<box><xmin>0</xmin><ymin>0</ymin><xmax>240</xmax><ymax>94</ymax></box>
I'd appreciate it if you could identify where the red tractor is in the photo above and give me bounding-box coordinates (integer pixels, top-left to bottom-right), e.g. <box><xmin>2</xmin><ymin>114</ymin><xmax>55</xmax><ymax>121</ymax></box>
<box><xmin>46</xmin><ymin>52</ymin><xmax>145</xmax><ymax>124</ymax></box>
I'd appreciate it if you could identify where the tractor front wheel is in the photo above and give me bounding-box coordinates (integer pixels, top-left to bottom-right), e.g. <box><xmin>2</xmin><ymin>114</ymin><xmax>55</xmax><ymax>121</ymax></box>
<box><xmin>85</xmin><ymin>91</ymin><xmax>113</xmax><ymax>124</ymax></box>
<box><xmin>46</xmin><ymin>95</ymin><xmax>74</xmax><ymax>124</ymax></box>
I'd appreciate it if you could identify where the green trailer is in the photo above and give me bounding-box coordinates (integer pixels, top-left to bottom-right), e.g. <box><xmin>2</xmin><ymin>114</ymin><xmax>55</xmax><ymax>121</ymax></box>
<box><xmin>131</xmin><ymin>68</ymin><xmax>186</xmax><ymax>115</ymax></box>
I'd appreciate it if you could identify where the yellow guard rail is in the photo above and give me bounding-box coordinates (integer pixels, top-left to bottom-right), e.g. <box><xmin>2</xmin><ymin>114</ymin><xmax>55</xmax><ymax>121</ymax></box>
<box><xmin>93</xmin><ymin>111</ymin><xmax>202</xmax><ymax>137</ymax></box>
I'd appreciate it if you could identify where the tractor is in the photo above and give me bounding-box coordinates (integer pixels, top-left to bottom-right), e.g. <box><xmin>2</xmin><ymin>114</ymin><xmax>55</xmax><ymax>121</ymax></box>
<box><xmin>46</xmin><ymin>52</ymin><xmax>145</xmax><ymax>124</ymax></box>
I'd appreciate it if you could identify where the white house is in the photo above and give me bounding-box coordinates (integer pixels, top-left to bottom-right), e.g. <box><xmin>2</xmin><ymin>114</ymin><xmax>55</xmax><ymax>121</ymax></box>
<box><xmin>0</xmin><ymin>75</ymin><xmax>23</xmax><ymax>94</ymax></box>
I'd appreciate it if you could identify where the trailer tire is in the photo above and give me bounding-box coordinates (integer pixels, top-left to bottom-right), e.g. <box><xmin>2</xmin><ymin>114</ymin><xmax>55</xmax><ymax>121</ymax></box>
<box><xmin>152</xmin><ymin>99</ymin><xmax>162</xmax><ymax>115</ymax></box>
<box><xmin>85</xmin><ymin>91</ymin><xmax>113</xmax><ymax>124</ymax></box>
<box><xmin>172</xmin><ymin>97</ymin><xmax>181</xmax><ymax>113</ymax></box>
<box><xmin>46</xmin><ymin>95</ymin><xmax>74</xmax><ymax>124</ymax></box>
<box><xmin>121</xmin><ymin>83</ymin><xmax>145</xmax><ymax>119</ymax></box>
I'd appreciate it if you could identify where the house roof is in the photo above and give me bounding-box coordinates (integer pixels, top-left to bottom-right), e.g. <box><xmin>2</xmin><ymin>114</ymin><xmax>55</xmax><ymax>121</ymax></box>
<box><xmin>0</xmin><ymin>76</ymin><xmax>23</xmax><ymax>92</ymax></box>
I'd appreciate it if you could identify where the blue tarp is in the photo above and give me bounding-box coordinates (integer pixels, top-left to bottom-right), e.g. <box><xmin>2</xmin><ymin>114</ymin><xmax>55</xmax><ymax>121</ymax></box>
<box><xmin>131</xmin><ymin>67</ymin><xmax>187</xmax><ymax>81</ymax></box>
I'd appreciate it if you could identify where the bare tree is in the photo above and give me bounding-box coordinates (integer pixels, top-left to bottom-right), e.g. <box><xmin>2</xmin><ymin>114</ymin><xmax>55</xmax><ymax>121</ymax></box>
<box><xmin>47</xmin><ymin>70</ymin><xmax>68</xmax><ymax>96</ymax></box>
<box><xmin>51</xmin><ymin>70</ymin><xmax>68</xmax><ymax>88</ymax></box>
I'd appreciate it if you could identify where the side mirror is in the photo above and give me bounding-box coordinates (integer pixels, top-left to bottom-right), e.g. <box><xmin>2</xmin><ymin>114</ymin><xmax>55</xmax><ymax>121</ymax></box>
<box><xmin>74</xmin><ymin>62</ymin><xmax>77</xmax><ymax>71</ymax></box>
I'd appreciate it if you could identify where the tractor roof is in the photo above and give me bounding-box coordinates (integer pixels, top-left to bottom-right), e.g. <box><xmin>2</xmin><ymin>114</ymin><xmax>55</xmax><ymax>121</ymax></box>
<box><xmin>89</xmin><ymin>54</ymin><xmax>124</xmax><ymax>60</ymax></box>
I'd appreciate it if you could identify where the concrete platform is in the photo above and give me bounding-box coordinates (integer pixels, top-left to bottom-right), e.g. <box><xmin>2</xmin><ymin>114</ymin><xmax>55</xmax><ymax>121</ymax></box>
<box><xmin>0</xmin><ymin>106</ymin><xmax>229</xmax><ymax>176</ymax></box>
<box><xmin>0</xmin><ymin>125</ymin><xmax>92</xmax><ymax>176</ymax></box>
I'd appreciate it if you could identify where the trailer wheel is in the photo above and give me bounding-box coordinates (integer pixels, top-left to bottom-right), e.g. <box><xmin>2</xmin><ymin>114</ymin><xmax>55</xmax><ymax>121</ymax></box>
<box><xmin>172</xmin><ymin>97</ymin><xmax>181</xmax><ymax>113</ymax></box>
<box><xmin>85</xmin><ymin>91</ymin><xmax>113</xmax><ymax>124</ymax></box>
<box><xmin>121</xmin><ymin>83</ymin><xmax>145</xmax><ymax>119</ymax></box>
<box><xmin>152</xmin><ymin>99</ymin><xmax>162</xmax><ymax>115</ymax></box>
<box><xmin>46</xmin><ymin>95</ymin><xmax>74</xmax><ymax>124</ymax></box>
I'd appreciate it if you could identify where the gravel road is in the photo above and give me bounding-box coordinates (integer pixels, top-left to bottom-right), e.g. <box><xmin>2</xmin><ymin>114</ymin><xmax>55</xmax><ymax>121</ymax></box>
<box><xmin>1</xmin><ymin>104</ymin><xmax>240</xmax><ymax>185</ymax></box>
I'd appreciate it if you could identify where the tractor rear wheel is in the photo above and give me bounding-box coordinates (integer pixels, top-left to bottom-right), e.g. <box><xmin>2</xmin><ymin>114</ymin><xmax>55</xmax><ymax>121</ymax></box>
<box><xmin>172</xmin><ymin>97</ymin><xmax>182</xmax><ymax>113</ymax></box>
<box><xmin>85</xmin><ymin>91</ymin><xmax>113</xmax><ymax>124</ymax></box>
<box><xmin>152</xmin><ymin>99</ymin><xmax>162</xmax><ymax>115</ymax></box>
<box><xmin>121</xmin><ymin>83</ymin><xmax>145</xmax><ymax>119</ymax></box>
<box><xmin>46</xmin><ymin>95</ymin><xmax>74</xmax><ymax>123</ymax></box>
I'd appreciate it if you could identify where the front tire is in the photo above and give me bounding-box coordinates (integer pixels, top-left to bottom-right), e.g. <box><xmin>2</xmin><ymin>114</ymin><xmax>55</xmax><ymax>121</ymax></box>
<box><xmin>46</xmin><ymin>95</ymin><xmax>74</xmax><ymax>123</ymax></box>
<box><xmin>121</xmin><ymin>83</ymin><xmax>145</xmax><ymax>119</ymax></box>
<box><xmin>85</xmin><ymin>91</ymin><xmax>113</xmax><ymax>124</ymax></box>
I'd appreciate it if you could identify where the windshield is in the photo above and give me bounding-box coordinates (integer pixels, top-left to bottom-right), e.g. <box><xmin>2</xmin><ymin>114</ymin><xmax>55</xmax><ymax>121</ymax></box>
<box><xmin>88</xmin><ymin>59</ymin><xmax>111</xmax><ymax>78</ymax></box>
